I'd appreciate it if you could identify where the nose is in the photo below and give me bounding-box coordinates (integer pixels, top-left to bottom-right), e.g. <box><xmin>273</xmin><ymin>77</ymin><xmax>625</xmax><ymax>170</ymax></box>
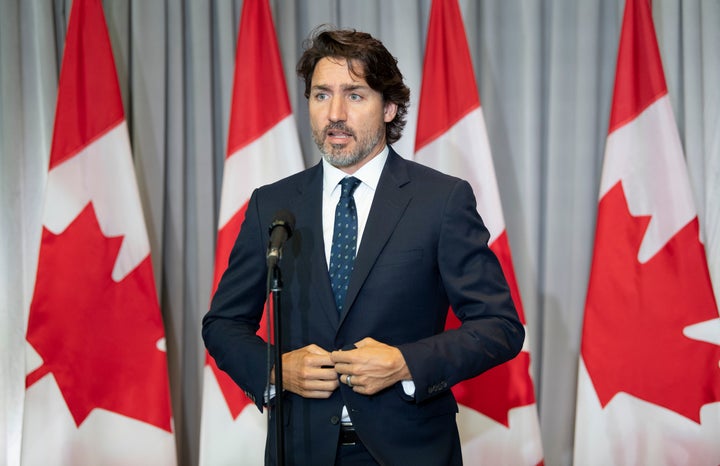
<box><xmin>328</xmin><ymin>95</ymin><xmax>347</xmax><ymax>122</ymax></box>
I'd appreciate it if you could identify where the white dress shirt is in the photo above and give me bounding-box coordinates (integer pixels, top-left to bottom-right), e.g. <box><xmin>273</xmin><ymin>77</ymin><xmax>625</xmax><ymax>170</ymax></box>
<box><xmin>321</xmin><ymin>147</ymin><xmax>388</xmax><ymax>267</ymax></box>
<box><xmin>321</xmin><ymin>147</ymin><xmax>415</xmax><ymax>423</ymax></box>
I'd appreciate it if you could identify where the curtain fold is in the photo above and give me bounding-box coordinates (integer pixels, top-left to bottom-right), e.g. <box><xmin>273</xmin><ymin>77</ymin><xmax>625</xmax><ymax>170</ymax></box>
<box><xmin>2</xmin><ymin>1</ymin><xmax>718</xmax><ymax>465</ymax></box>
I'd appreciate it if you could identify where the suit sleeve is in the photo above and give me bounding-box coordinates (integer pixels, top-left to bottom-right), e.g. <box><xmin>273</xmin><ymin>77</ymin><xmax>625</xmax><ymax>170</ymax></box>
<box><xmin>397</xmin><ymin>179</ymin><xmax>525</xmax><ymax>404</ymax></box>
<box><xmin>201</xmin><ymin>190</ymin><xmax>271</xmax><ymax>411</ymax></box>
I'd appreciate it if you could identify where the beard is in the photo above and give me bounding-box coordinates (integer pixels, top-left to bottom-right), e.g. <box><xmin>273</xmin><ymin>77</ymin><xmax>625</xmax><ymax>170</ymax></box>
<box><xmin>312</xmin><ymin>121</ymin><xmax>384</xmax><ymax>168</ymax></box>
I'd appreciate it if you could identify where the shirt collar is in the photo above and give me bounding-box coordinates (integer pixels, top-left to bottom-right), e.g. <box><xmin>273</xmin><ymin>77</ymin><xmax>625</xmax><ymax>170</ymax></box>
<box><xmin>322</xmin><ymin>145</ymin><xmax>389</xmax><ymax>195</ymax></box>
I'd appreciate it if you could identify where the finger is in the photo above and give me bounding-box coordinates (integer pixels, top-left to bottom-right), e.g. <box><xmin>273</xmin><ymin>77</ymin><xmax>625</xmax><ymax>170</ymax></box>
<box><xmin>303</xmin><ymin>378</ymin><xmax>340</xmax><ymax>391</ymax></box>
<box><xmin>307</xmin><ymin>354</ymin><xmax>335</xmax><ymax>368</ymax></box>
<box><xmin>298</xmin><ymin>362</ymin><xmax>337</xmax><ymax>377</ymax></box>
<box><xmin>341</xmin><ymin>373</ymin><xmax>358</xmax><ymax>388</ymax></box>
<box><xmin>291</xmin><ymin>376</ymin><xmax>339</xmax><ymax>396</ymax></box>
<box><xmin>353</xmin><ymin>337</ymin><xmax>378</xmax><ymax>348</ymax></box>
<box><xmin>301</xmin><ymin>347</ymin><xmax>333</xmax><ymax>365</ymax></box>
<box><xmin>306</xmin><ymin>344</ymin><xmax>331</xmax><ymax>355</ymax></box>
<box><xmin>330</xmin><ymin>349</ymin><xmax>356</xmax><ymax>364</ymax></box>
<box><xmin>305</xmin><ymin>347</ymin><xmax>334</xmax><ymax>367</ymax></box>
<box><xmin>332</xmin><ymin>361</ymin><xmax>354</xmax><ymax>376</ymax></box>
<box><xmin>311</xmin><ymin>367</ymin><xmax>342</xmax><ymax>380</ymax></box>
<box><xmin>300</xmin><ymin>389</ymin><xmax>337</xmax><ymax>399</ymax></box>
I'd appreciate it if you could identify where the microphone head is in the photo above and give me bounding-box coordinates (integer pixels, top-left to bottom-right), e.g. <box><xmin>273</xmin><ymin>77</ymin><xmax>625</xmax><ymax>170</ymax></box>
<box><xmin>269</xmin><ymin>209</ymin><xmax>296</xmax><ymax>238</ymax></box>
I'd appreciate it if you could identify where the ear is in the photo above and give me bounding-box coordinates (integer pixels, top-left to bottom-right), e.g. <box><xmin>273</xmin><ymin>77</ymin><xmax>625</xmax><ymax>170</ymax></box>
<box><xmin>383</xmin><ymin>101</ymin><xmax>398</xmax><ymax>123</ymax></box>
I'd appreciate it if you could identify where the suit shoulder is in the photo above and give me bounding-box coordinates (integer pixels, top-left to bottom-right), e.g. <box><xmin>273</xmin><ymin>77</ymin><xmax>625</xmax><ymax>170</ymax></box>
<box><xmin>253</xmin><ymin>164</ymin><xmax>318</xmax><ymax>198</ymax></box>
<box><xmin>405</xmin><ymin>159</ymin><xmax>464</xmax><ymax>184</ymax></box>
<box><xmin>388</xmin><ymin>150</ymin><xmax>465</xmax><ymax>187</ymax></box>
<box><xmin>393</xmin><ymin>158</ymin><xmax>472</xmax><ymax>201</ymax></box>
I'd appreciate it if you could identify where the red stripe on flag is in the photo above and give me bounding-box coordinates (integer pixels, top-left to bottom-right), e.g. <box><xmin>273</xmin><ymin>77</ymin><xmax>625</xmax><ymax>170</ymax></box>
<box><xmin>415</xmin><ymin>0</ymin><xmax>480</xmax><ymax>152</ymax></box>
<box><xmin>205</xmin><ymin>196</ymin><xmax>252</xmax><ymax>420</ymax></box>
<box><xmin>418</xmin><ymin>6</ymin><xmax>543</xmax><ymax>462</ymax></box>
<box><xmin>608</xmin><ymin>0</ymin><xmax>668</xmax><ymax>133</ymax></box>
<box><xmin>205</xmin><ymin>0</ymin><xmax>302</xmax><ymax>421</ymax></box>
<box><xmin>211</xmin><ymin>202</ymin><xmax>249</xmax><ymax>296</ymax></box>
<box><xmin>491</xmin><ymin>231</ymin><xmax>527</xmax><ymax>324</ymax></box>
<box><xmin>49</xmin><ymin>0</ymin><xmax>124</xmax><ymax>169</ymax></box>
<box><xmin>226</xmin><ymin>0</ymin><xmax>292</xmax><ymax>156</ymax></box>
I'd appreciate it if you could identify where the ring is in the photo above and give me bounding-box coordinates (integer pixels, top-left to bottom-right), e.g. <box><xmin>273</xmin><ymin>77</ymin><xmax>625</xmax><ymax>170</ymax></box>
<box><xmin>346</xmin><ymin>374</ymin><xmax>353</xmax><ymax>388</ymax></box>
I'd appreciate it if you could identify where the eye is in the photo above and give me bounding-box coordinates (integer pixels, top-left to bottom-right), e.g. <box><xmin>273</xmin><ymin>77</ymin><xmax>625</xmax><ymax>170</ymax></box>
<box><xmin>313</xmin><ymin>92</ymin><xmax>329</xmax><ymax>101</ymax></box>
<box><xmin>349</xmin><ymin>94</ymin><xmax>362</xmax><ymax>102</ymax></box>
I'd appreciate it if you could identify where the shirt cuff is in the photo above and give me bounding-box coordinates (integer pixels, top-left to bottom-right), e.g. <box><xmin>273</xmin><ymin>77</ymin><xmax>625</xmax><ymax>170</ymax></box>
<box><xmin>401</xmin><ymin>380</ymin><xmax>415</xmax><ymax>396</ymax></box>
<box><xmin>264</xmin><ymin>384</ymin><xmax>276</xmax><ymax>403</ymax></box>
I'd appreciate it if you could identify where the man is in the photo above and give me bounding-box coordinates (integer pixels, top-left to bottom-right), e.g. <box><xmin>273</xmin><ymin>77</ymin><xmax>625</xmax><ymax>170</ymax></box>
<box><xmin>203</xmin><ymin>26</ymin><xmax>524</xmax><ymax>466</ymax></box>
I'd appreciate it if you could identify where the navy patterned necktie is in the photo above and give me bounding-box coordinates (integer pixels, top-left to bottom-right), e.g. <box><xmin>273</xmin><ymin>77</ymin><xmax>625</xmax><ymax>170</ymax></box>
<box><xmin>329</xmin><ymin>176</ymin><xmax>361</xmax><ymax>313</ymax></box>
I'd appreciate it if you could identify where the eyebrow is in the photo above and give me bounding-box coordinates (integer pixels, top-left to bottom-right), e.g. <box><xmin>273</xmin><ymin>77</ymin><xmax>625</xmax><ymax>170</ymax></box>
<box><xmin>311</xmin><ymin>83</ymin><xmax>370</xmax><ymax>93</ymax></box>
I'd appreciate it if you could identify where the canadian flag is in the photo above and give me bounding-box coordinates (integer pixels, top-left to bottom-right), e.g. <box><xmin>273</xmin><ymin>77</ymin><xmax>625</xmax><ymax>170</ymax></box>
<box><xmin>21</xmin><ymin>0</ymin><xmax>176</xmax><ymax>464</ymax></box>
<box><xmin>574</xmin><ymin>0</ymin><xmax>720</xmax><ymax>464</ymax></box>
<box><xmin>413</xmin><ymin>0</ymin><xmax>544</xmax><ymax>464</ymax></box>
<box><xmin>198</xmin><ymin>0</ymin><xmax>304</xmax><ymax>464</ymax></box>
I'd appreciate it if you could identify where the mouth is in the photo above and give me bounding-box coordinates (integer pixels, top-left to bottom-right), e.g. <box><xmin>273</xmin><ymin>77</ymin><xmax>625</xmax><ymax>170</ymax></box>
<box><xmin>325</xmin><ymin>125</ymin><xmax>355</xmax><ymax>144</ymax></box>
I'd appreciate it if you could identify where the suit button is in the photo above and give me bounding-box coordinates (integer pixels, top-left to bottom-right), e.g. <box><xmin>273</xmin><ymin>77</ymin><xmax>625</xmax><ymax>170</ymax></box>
<box><xmin>330</xmin><ymin>416</ymin><xmax>340</xmax><ymax>425</ymax></box>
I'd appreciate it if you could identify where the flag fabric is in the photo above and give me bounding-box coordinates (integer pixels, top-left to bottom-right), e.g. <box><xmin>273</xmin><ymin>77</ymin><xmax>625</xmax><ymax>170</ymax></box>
<box><xmin>574</xmin><ymin>0</ymin><xmax>720</xmax><ymax>464</ymax></box>
<box><xmin>198</xmin><ymin>0</ymin><xmax>304</xmax><ymax>464</ymax></box>
<box><xmin>413</xmin><ymin>0</ymin><xmax>544</xmax><ymax>464</ymax></box>
<box><xmin>21</xmin><ymin>0</ymin><xmax>176</xmax><ymax>464</ymax></box>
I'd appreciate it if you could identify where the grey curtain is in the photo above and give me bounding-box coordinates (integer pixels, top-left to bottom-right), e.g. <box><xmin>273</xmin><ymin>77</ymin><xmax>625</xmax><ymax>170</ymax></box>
<box><xmin>2</xmin><ymin>1</ymin><xmax>718</xmax><ymax>465</ymax></box>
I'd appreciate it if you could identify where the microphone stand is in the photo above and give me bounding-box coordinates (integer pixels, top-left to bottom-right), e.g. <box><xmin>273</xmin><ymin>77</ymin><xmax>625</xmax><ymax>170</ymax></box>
<box><xmin>269</xmin><ymin>263</ymin><xmax>285</xmax><ymax>466</ymax></box>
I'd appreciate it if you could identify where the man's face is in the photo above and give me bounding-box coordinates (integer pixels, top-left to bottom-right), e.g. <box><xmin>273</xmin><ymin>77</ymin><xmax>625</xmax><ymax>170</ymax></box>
<box><xmin>309</xmin><ymin>57</ymin><xmax>397</xmax><ymax>173</ymax></box>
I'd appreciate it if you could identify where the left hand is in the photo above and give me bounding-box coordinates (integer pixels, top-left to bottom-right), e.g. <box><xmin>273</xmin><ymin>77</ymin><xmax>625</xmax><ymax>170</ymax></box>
<box><xmin>330</xmin><ymin>337</ymin><xmax>412</xmax><ymax>395</ymax></box>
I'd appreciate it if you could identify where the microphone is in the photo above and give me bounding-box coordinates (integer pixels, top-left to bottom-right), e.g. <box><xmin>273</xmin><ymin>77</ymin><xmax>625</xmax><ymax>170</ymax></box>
<box><xmin>267</xmin><ymin>209</ymin><xmax>296</xmax><ymax>268</ymax></box>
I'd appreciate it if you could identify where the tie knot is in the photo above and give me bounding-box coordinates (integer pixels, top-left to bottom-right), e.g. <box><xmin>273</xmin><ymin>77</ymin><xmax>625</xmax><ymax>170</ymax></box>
<box><xmin>339</xmin><ymin>177</ymin><xmax>361</xmax><ymax>199</ymax></box>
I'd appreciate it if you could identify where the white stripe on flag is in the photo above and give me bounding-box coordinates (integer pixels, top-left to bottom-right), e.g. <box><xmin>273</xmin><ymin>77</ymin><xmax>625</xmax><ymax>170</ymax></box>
<box><xmin>43</xmin><ymin>121</ymin><xmax>151</xmax><ymax>280</ymax></box>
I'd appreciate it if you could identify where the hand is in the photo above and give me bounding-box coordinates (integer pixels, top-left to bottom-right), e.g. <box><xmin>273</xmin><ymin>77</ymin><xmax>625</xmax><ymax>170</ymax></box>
<box><xmin>331</xmin><ymin>337</ymin><xmax>412</xmax><ymax>395</ymax></box>
<box><xmin>273</xmin><ymin>344</ymin><xmax>340</xmax><ymax>398</ymax></box>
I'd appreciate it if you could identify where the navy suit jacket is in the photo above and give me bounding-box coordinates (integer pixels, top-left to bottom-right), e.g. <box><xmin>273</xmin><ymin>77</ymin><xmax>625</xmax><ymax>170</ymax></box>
<box><xmin>203</xmin><ymin>148</ymin><xmax>525</xmax><ymax>465</ymax></box>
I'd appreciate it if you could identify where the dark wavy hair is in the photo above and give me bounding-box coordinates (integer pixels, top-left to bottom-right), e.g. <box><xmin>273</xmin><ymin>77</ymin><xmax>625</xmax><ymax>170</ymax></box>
<box><xmin>296</xmin><ymin>26</ymin><xmax>410</xmax><ymax>145</ymax></box>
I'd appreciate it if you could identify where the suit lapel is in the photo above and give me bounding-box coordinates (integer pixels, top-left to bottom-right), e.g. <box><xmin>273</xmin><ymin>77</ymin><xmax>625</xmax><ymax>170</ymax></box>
<box><xmin>341</xmin><ymin>150</ymin><xmax>412</xmax><ymax>323</ymax></box>
<box><xmin>294</xmin><ymin>163</ymin><xmax>341</xmax><ymax>326</ymax></box>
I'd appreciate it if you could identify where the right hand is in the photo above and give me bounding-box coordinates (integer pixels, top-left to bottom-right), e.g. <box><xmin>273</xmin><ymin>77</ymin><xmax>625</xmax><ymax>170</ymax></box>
<box><xmin>272</xmin><ymin>344</ymin><xmax>340</xmax><ymax>398</ymax></box>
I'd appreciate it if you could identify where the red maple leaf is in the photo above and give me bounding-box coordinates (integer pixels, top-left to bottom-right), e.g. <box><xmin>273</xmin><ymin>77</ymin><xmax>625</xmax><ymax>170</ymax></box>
<box><xmin>26</xmin><ymin>203</ymin><xmax>173</xmax><ymax>432</ymax></box>
<box><xmin>582</xmin><ymin>182</ymin><xmax>720</xmax><ymax>423</ymax></box>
